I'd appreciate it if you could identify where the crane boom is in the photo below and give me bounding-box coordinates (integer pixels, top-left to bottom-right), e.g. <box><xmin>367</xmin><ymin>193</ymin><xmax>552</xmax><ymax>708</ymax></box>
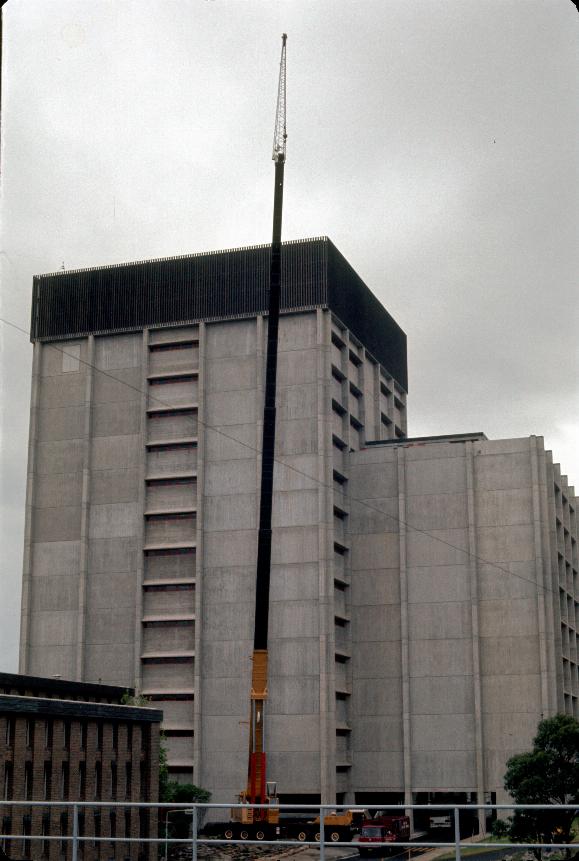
<box><xmin>236</xmin><ymin>34</ymin><xmax>287</xmax><ymax>824</ymax></box>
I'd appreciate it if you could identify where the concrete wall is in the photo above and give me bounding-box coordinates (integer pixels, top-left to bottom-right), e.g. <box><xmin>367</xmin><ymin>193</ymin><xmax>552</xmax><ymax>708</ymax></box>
<box><xmin>348</xmin><ymin>435</ymin><xmax>575</xmax><ymax>805</ymax></box>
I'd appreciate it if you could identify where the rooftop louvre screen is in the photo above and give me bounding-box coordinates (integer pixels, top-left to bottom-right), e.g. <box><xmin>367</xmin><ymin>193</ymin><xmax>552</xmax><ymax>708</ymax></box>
<box><xmin>31</xmin><ymin>236</ymin><xmax>407</xmax><ymax>390</ymax></box>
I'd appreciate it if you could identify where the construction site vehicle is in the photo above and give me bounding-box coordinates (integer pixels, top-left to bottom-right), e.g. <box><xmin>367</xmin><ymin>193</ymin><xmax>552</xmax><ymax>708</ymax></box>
<box><xmin>357</xmin><ymin>815</ymin><xmax>411</xmax><ymax>856</ymax></box>
<box><xmin>277</xmin><ymin>809</ymin><xmax>366</xmax><ymax>843</ymax></box>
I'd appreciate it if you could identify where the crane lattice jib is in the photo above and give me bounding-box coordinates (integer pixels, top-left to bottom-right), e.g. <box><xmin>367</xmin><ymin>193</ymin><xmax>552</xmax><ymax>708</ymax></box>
<box><xmin>272</xmin><ymin>34</ymin><xmax>287</xmax><ymax>162</ymax></box>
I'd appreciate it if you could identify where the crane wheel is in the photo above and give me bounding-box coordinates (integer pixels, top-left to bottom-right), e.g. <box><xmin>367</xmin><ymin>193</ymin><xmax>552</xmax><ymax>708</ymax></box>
<box><xmin>314</xmin><ymin>832</ymin><xmax>321</xmax><ymax>842</ymax></box>
<box><xmin>330</xmin><ymin>831</ymin><xmax>341</xmax><ymax>842</ymax></box>
<box><xmin>255</xmin><ymin>830</ymin><xmax>265</xmax><ymax>841</ymax></box>
<box><xmin>297</xmin><ymin>831</ymin><xmax>307</xmax><ymax>842</ymax></box>
<box><xmin>239</xmin><ymin>830</ymin><xmax>249</xmax><ymax>840</ymax></box>
<box><xmin>224</xmin><ymin>829</ymin><xmax>234</xmax><ymax>840</ymax></box>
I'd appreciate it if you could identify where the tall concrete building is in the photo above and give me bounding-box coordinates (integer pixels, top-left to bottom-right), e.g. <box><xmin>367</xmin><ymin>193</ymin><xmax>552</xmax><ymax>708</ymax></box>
<box><xmin>19</xmin><ymin>238</ymin><xmax>408</xmax><ymax>801</ymax></box>
<box><xmin>19</xmin><ymin>238</ymin><xmax>577</xmax><ymax>813</ymax></box>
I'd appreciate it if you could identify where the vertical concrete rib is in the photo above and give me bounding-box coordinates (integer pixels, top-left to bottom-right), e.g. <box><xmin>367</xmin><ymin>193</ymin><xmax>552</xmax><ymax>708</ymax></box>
<box><xmin>133</xmin><ymin>329</ymin><xmax>149</xmax><ymax>692</ymax></box>
<box><xmin>76</xmin><ymin>335</ymin><xmax>95</xmax><ymax>681</ymax></box>
<box><xmin>397</xmin><ymin>448</ymin><xmax>412</xmax><ymax>817</ymax></box>
<box><xmin>317</xmin><ymin>308</ymin><xmax>335</xmax><ymax>803</ymax></box>
<box><xmin>465</xmin><ymin>443</ymin><xmax>486</xmax><ymax>833</ymax></box>
<box><xmin>530</xmin><ymin>436</ymin><xmax>550</xmax><ymax>716</ymax></box>
<box><xmin>536</xmin><ymin>443</ymin><xmax>558</xmax><ymax>713</ymax></box>
<box><xmin>193</xmin><ymin>321</ymin><xmax>207</xmax><ymax>782</ymax></box>
<box><xmin>19</xmin><ymin>341</ymin><xmax>42</xmax><ymax>673</ymax></box>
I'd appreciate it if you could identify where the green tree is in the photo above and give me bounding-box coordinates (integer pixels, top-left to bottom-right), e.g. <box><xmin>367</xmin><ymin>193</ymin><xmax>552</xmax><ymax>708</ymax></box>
<box><xmin>503</xmin><ymin>714</ymin><xmax>579</xmax><ymax>859</ymax></box>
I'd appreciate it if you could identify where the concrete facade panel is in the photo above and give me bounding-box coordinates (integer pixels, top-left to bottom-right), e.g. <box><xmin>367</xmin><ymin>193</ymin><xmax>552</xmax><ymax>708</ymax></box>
<box><xmin>88</xmin><ymin>572</ymin><xmax>136</xmax><ymax>609</ymax></box>
<box><xmin>412</xmin><ymin>750</ymin><xmax>476</xmax><ymax>789</ymax></box>
<box><xmin>478</xmin><ymin>598</ymin><xmax>539</xmax><ymax>637</ymax></box>
<box><xmin>92</xmin><ymin>469</ymin><xmax>140</xmax><ymax>504</ymax></box>
<box><xmin>206</xmin><ymin>390</ymin><xmax>256</xmax><ymax>427</ymax></box>
<box><xmin>410</xmin><ymin>675</ymin><xmax>474</xmax><ymax>715</ymax></box>
<box><xmin>36</xmin><ymin>439</ymin><xmax>84</xmax><ymax>474</ymax></box>
<box><xmin>39</xmin><ymin>373</ymin><xmax>86</xmax><ymax>408</ymax></box>
<box><xmin>94</xmin><ymin>333</ymin><xmax>142</xmax><ymax>369</ymax></box>
<box><xmin>278</xmin><ymin>313</ymin><xmax>317</xmax><ymax>351</ymax></box>
<box><xmin>34</xmin><ymin>473</ymin><xmax>82</xmax><ymax>509</ymax></box>
<box><xmin>351</xmin><ymin>533</ymin><xmax>400</xmax><ymax>570</ymax></box>
<box><xmin>205</xmin><ymin>355</ymin><xmax>256</xmax><ymax>393</ymax></box>
<box><xmin>37</xmin><ymin>406</ymin><xmax>85</xmax><ymax>441</ymax></box>
<box><xmin>203</xmin><ymin>494</ymin><xmax>256</xmax><ymax>532</ymax></box>
<box><xmin>268</xmin><ymin>677</ymin><xmax>320</xmax><ymax>714</ymax></box>
<box><xmin>269</xmin><ymin>639</ymin><xmax>320</xmax><ymax>677</ymax></box>
<box><xmin>31</xmin><ymin>540</ymin><xmax>80</xmax><ymax>576</ymax></box>
<box><xmin>405</xmin><ymin>456</ymin><xmax>467</xmax><ymax>496</ymax></box>
<box><xmin>348</xmin><ymin>462</ymin><xmax>398</xmax><ymax>498</ymax></box>
<box><xmin>351</xmin><ymin>641</ymin><xmax>402</xmax><ymax>678</ymax></box>
<box><xmin>481</xmin><ymin>673</ymin><xmax>542</xmax><ymax>713</ymax></box>
<box><xmin>40</xmin><ymin>340</ymin><xmax>86</xmax><ymax>376</ymax></box>
<box><xmin>408</xmin><ymin>602</ymin><xmax>471</xmax><ymax>640</ymax></box>
<box><xmin>269</xmin><ymin>601</ymin><xmax>319</xmax><ymax>639</ymax></box>
<box><xmin>29</xmin><ymin>611</ymin><xmax>77</xmax><ymax>646</ymax></box>
<box><xmin>353</xmin><ymin>678</ymin><xmax>403</xmax><ymax>715</ymax></box>
<box><xmin>204</xmin><ymin>460</ymin><xmax>256</xmax><ymax>497</ymax></box>
<box><xmin>406</xmin><ymin>528</ymin><xmax>469</xmax><ymax>568</ymax></box>
<box><xmin>278</xmin><ymin>384</ymin><xmax>317</xmax><ymax>421</ymax></box>
<box><xmin>201</xmin><ymin>601</ymin><xmax>254</xmax><ymax>642</ymax></box>
<box><xmin>201</xmin><ymin>641</ymin><xmax>253</xmax><ymax>678</ymax></box>
<box><xmin>205</xmin><ymin>319</ymin><xmax>256</xmax><ymax>359</ymax></box>
<box><xmin>269</xmin><ymin>564</ymin><xmax>319</xmax><ymax>602</ymax></box>
<box><xmin>352</xmin><ymin>752</ymin><xmax>404</xmax><ymax>788</ymax></box>
<box><xmin>88</xmin><ymin>538</ymin><xmax>138</xmax><ymax>573</ymax></box>
<box><xmin>349</xmin><ymin>497</ymin><xmax>400</xmax><ymax>534</ymax></box>
<box><xmin>405</xmin><ymin>493</ymin><xmax>468</xmax><ymax>531</ymax></box>
<box><xmin>91</xmin><ymin>435</ymin><xmax>141</xmax><ymax>470</ymax></box>
<box><xmin>86</xmin><ymin>607</ymin><xmax>135</xmax><ymax>646</ymax></box>
<box><xmin>271</xmin><ymin>526</ymin><xmax>320</xmax><ymax>564</ymax></box>
<box><xmin>479</xmin><ymin>636</ymin><xmax>540</xmax><ymax>675</ymax></box>
<box><xmin>89</xmin><ymin>503</ymin><xmax>139</xmax><ymax>539</ymax></box>
<box><xmin>352</xmin><ymin>716</ymin><xmax>403</xmax><ymax>751</ymax></box>
<box><xmin>351</xmin><ymin>605</ymin><xmax>401</xmax><ymax>642</ymax></box>
<box><xmin>93</xmin><ymin>401</ymin><xmax>141</xmax><ymax>437</ymax></box>
<box><xmin>411</xmin><ymin>713</ymin><xmax>475</xmax><ymax>751</ymax></box>
<box><xmin>407</xmin><ymin>565</ymin><xmax>471</xmax><ymax>604</ymax></box>
<box><xmin>475</xmin><ymin>487</ymin><xmax>534</xmax><ymax>527</ymax></box>
<box><xmin>277</xmin><ymin>348</ymin><xmax>317</xmax><ymax>387</ymax></box>
<box><xmin>32</xmin><ymin>505</ymin><xmax>82</xmax><ymax>542</ymax></box>
<box><xmin>277</xmin><ymin>418</ymin><xmax>318</xmax><ymax>455</ymax></box>
<box><xmin>92</xmin><ymin>368</ymin><xmax>141</xmax><ymax>404</ymax></box>
<box><xmin>272</xmin><ymin>490</ymin><xmax>319</xmax><ymax>528</ymax></box>
<box><xmin>267</xmin><ymin>715</ymin><xmax>320</xmax><ymax>751</ymax></box>
<box><xmin>143</xmin><ymin>587</ymin><xmax>195</xmax><ymax>616</ymax></box>
<box><xmin>409</xmin><ymin>639</ymin><xmax>473</xmax><ymax>677</ymax></box>
<box><xmin>28</xmin><ymin>645</ymin><xmax>76</xmax><ymax>678</ymax></box>
<box><xmin>30</xmin><ymin>575</ymin><xmax>78</xmax><ymax>612</ymax></box>
<box><xmin>351</xmin><ymin>569</ymin><xmax>400</xmax><ymax>606</ymax></box>
<box><xmin>204</xmin><ymin>423</ymin><xmax>256</xmax><ymax>462</ymax></box>
<box><xmin>474</xmin><ymin>451</ymin><xmax>532</xmax><ymax>491</ymax></box>
<box><xmin>85</xmin><ymin>645</ymin><xmax>134</xmax><ymax>685</ymax></box>
<box><xmin>203</xmin><ymin>530</ymin><xmax>256</xmax><ymax>567</ymax></box>
<box><xmin>476</xmin><ymin>524</ymin><xmax>537</xmax><ymax>563</ymax></box>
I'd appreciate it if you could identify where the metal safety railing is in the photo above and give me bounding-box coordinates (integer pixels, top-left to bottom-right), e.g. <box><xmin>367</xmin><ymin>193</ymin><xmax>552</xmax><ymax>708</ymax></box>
<box><xmin>0</xmin><ymin>801</ymin><xmax>577</xmax><ymax>861</ymax></box>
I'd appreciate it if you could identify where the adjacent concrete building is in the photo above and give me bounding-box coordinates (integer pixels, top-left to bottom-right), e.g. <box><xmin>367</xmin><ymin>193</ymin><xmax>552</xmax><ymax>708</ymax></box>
<box><xmin>348</xmin><ymin>433</ymin><xmax>578</xmax><ymax>819</ymax></box>
<box><xmin>18</xmin><ymin>238</ymin><xmax>577</xmax><ymax>815</ymax></box>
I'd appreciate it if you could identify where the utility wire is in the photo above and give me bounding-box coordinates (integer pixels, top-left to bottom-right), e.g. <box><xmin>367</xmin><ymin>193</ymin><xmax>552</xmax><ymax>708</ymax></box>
<box><xmin>0</xmin><ymin>313</ymin><xmax>571</xmax><ymax>604</ymax></box>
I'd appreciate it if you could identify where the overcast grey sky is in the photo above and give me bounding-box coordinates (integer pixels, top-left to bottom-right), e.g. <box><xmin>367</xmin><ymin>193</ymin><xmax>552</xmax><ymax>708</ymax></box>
<box><xmin>1</xmin><ymin>0</ymin><xmax>578</xmax><ymax>672</ymax></box>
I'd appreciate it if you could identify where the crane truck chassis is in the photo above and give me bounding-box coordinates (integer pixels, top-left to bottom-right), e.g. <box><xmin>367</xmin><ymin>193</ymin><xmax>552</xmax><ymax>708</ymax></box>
<box><xmin>207</xmin><ymin>808</ymin><xmax>368</xmax><ymax>843</ymax></box>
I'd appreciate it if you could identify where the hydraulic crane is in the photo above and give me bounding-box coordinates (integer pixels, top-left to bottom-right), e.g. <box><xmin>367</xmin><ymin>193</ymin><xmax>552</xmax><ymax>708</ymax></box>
<box><xmin>230</xmin><ymin>33</ymin><xmax>287</xmax><ymax>838</ymax></box>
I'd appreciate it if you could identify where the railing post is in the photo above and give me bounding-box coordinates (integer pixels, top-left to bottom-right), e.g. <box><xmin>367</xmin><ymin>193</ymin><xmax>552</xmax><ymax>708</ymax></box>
<box><xmin>319</xmin><ymin>805</ymin><xmax>325</xmax><ymax>861</ymax></box>
<box><xmin>454</xmin><ymin>807</ymin><xmax>461</xmax><ymax>861</ymax></box>
<box><xmin>192</xmin><ymin>806</ymin><xmax>198</xmax><ymax>861</ymax></box>
<box><xmin>72</xmin><ymin>804</ymin><xmax>79</xmax><ymax>861</ymax></box>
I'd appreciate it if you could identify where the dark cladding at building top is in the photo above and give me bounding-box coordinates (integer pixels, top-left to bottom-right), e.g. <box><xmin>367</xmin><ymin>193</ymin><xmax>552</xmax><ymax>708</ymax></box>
<box><xmin>31</xmin><ymin>236</ymin><xmax>408</xmax><ymax>391</ymax></box>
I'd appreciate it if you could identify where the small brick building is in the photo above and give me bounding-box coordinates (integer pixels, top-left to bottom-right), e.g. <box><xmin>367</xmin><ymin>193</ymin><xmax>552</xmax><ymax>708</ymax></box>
<box><xmin>0</xmin><ymin>673</ymin><xmax>162</xmax><ymax>861</ymax></box>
